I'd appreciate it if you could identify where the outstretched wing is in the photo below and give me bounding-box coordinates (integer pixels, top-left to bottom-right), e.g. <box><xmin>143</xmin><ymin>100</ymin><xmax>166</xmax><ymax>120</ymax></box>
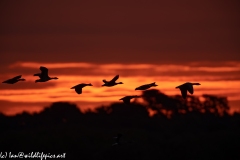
<box><xmin>176</xmin><ymin>83</ymin><xmax>183</xmax><ymax>89</ymax></box>
<box><xmin>70</xmin><ymin>85</ymin><xmax>77</xmax><ymax>89</ymax></box>
<box><xmin>135</xmin><ymin>84</ymin><xmax>148</xmax><ymax>90</ymax></box>
<box><xmin>180</xmin><ymin>88</ymin><xmax>187</xmax><ymax>99</ymax></box>
<box><xmin>71</xmin><ymin>84</ymin><xmax>84</xmax><ymax>89</ymax></box>
<box><xmin>75</xmin><ymin>88</ymin><xmax>82</xmax><ymax>94</ymax></box>
<box><xmin>33</xmin><ymin>73</ymin><xmax>41</xmax><ymax>77</ymax></box>
<box><xmin>40</xmin><ymin>66</ymin><xmax>49</xmax><ymax>77</ymax></box>
<box><xmin>12</xmin><ymin>75</ymin><xmax>22</xmax><ymax>80</ymax></box>
<box><xmin>109</xmin><ymin>75</ymin><xmax>119</xmax><ymax>83</ymax></box>
<box><xmin>187</xmin><ymin>83</ymin><xmax>194</xmax><ymax>94</ymax></box>
<box><xmin>120</xmin><ymin>96</ymin><xmax>131</xmax><ymax>104</ymax></box>
<box><xmin>102</xmin><ymin>79</ymin><xmax>108</xmax><ymax>83</ymax></box>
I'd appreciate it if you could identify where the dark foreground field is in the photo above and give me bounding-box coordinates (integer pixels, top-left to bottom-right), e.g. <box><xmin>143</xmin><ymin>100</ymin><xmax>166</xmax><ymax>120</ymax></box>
<box><xmin>0</xmin><ymin>90</ymin><xmax>240</xmax><ymax>160</ymax></box>
<box><xmin>1</xmin><ymin>124</ymin><xmax>240</xmax><ymax>160</ymax></box>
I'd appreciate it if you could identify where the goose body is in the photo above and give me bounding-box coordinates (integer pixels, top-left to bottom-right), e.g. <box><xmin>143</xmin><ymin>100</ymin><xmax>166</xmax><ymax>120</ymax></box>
<box><xmin>119</xmin><ymin>95</ymin><xmax>140</xmax><ymax>104</ymax></box>
<box><xmin>2</xmin><ymin>75</ymin><xmax>26</xmax><ymax>84</ymax></box>
<box><xmin>34</xmin><ymin>66</ymin><xmax>58</xmax><ymax>82</ymax></box>
<box><xmin>71</xmin><ymin>83</ymin><xmax>92</xmax><ymax>94</ymax></box>
<box><xmin>135</xmin><ymin>82</ymin><xmax>158</xmax><ymax>90</ymax></box>
<box><xmin>176</xmin><ymin>82</ymin><xmax>201</xmax><ymax>99</ymax></box>
<box><xmin>102</xmin><ymin>75</ymin><xmax>123</xmax><ymax>87</ymax></box>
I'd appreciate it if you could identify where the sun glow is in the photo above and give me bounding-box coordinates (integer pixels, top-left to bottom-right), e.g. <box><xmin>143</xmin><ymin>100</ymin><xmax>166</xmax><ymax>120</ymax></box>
<box><xmin>1</xmin><ymin>61</ymin><xmax>240</xmax><ymax>115</ymax></box>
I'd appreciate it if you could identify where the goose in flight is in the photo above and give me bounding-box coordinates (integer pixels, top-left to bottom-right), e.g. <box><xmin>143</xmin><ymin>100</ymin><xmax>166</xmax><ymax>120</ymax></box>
<box><xmin>102</xmin><ymin>75</ymin><xmax>123</xmax><ymax>87</ymax></box>
<box><xmin>135</xmin><ymin>82</ymin><xmax>158</xmax><ymax>90</ymax></box>
<box><xmin>34</xmin><ymin>66</ymin><xmax>58</xmax><ymax>82</ymax></box>
<box><xmin>112</xmin><ymin>133</ymin><xmax>123</xmax><ymax>146</ymax></box>
<box><xmin>71</xmin><ymin>83</ymin><xmax>92</xmax><ymax>94</ymax></box>
<box><xmin>119</xmin><ymin>95</ymin><xmax>141</xmax><ymax>104</ymax></box>
<box><xmin>176</xmin><ymin>82</ymin><xmax>201</xmax><ymax>99</ymax></box>
<box><xmin>2</xmin><ymin>75</ymin><xmax>26</xmax><ymax>84</ymax></box>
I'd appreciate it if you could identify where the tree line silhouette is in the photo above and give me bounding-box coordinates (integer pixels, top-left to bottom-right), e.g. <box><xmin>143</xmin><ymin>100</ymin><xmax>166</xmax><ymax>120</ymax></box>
<box><xmin>0</xmin><ymin>89</ymin><xmax>239</xmax><ymax>160</ymax></box>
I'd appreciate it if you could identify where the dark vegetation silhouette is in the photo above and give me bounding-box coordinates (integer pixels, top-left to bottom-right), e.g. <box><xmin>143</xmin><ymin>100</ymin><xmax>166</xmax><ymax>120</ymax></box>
<box><xmin>0</xmin><ymin>89</ymin><xmax>240</xmax><ymax>160</ymax></box>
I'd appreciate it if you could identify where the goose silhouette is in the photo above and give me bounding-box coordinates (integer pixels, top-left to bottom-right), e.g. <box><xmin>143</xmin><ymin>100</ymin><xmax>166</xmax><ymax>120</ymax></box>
<box><xmin>112</xmin><ymin>133</ymin><xmax>123</xmax><ymax>146</ymax></box>
<box><xmin>176</xmin><ymin>82</ymin><xmax>201</xmax><ymax>99</ymax></box>
<box><xmin>102</xmin><ymin>75</ymin><xmax>123</xmax><ymax>87</ymax></box>
<box><xmin>119</xmin><ymin>95</ymin><xmax>141</xmax><ymax>104</ymax></box>
<box><xmin>34</xmin><ymin>66</ymin><xmax>58</xmax><ymax>83</ymax></box>
<box><xmin>71</xmin><ymin>83</ymin><xmax>92</xmax><ymax>94</ymax></box>
<box><xmin>2</xmin><ymin>75</ymin><xmax>26</xmax><ymax>84</ymax></box>
<box><xmin>135</xmin><ymin>82</ymin><xmax>157</xmax><ymax>90</ymax></box>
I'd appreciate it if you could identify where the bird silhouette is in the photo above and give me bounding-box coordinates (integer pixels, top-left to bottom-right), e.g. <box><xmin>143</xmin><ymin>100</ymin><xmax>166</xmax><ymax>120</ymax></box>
<box><xmin>119</xmin><ymin>95</ymin><xmax>141</xmax><ymax>104</ymax></box>
<box><xmin>112</xmin><ymin>133</ymin><xmax>123</xmax><ymax>146</ymax></box>
<box><xmin>70</xmin><ymin>83</ymin><xmax>92</xmax><ymax>94</ymax></box>
<box><xmin>176</xmin><ymin>82</ymin><xmax>201</xmax><ymax>99</ymax></box>
<box><xmin>135</xmin><ymin>82</ymin><xmax>158</xmax><ymax>90</ymax></box>
<box><xmin>2</xmin><ymin>75</ymin><xmax>26</xmax><ymax>84</ymax></box>
<box><xmin>34</xmin><ymin>66</ymin><xmax>58</xmax><ymax>82</ymax></box>
<box><xmin>102</xmin><ymin>75</ymin><xmax>123</xmax><ymax>87</ymax></box>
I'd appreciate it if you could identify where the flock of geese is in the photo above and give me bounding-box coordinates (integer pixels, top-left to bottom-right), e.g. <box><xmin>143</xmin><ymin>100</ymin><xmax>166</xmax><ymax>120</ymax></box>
<box><xmin>2</xmin><ymin>66</ymin><xmax>201</xmax><ymax>104</ymax></box>
<box><xmin>2</xmin><ymin>66</ymin><xmax>201</xmax><ymax>146</ymax></box>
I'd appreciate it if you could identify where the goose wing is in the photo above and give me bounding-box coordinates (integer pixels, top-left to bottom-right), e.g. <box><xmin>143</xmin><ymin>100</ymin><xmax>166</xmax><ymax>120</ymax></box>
<box><xmin>176</xmin><ymin>83</ymin><xmax>184</xmax><ymax>89</ymax></box>
<box><xmin>3</xmin><ymin>75</ymin><xmax>22</xmax><ymax>83</ymax></box>
<box><xmin>180</xmin><ymin>88</ymin><xmax>187</xmax><ymax>99</ymax></box>
<box><xmin>40</xmin><ymin>66</ymin><xmax>49</xmax><ymax>77</ymax></box>
<box><xmin>2</xmin><ymin>79</ymin><xmax>11</xmax><ymax>83</ymax></box>
<box><xmin>187</xmin><ymin>83</ymin><xmax>194</xmax><ymax>94</ymax></box>
<box><xmin>71</xmin><ymin>84</ymin><xmax>85</xmax><ymax>89</ymax></box>
<box><xmin>12</xmin><ymin>75</ymin><xmax>22</xmax><ymax>80</ymax></box>
<box><xmin>102</xmin><ymin>79</ymin><xmax>108</xmax><ymax>83</ymax></box>
<box><xmin>75</xmin><ymin>87</ymin><xmax>83</xmax><ymax>94</ymax></box>
<box><xmin>33</xmin><ymin>73</ymin><xmax>41</xmax><ymax>77</ymax></box>
<box><xmin>109</xmin><ymin>75</ymin><xmax>119</xmax><ymax>83</ymax></box>
<box><xmin>135</xmin><ymin>84</ymin><xmax>148</xmax><ymax>90</ymax></box>
<box><xmin>120</xmin><ymin>96</ymin><xmax>131</xmax><ymax>104</ymax></box>
<box><xmin>70</xmin><ymin>84</ymin><xmax>78</xmax><ymax>89</ymax></box>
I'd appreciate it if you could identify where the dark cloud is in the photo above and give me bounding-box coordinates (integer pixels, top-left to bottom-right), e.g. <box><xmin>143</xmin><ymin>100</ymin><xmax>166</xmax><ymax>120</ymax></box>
<box><xmin>0</xmin><ymin>0</ymin><xmax>239</xmax><ymax>65</ymax></box>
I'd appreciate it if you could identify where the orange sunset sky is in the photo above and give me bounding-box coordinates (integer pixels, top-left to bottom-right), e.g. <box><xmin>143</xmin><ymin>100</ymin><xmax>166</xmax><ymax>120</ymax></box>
<box><xmin>0</xmin><ymin>0</ymin><xmax>239</xmax><ymax>115</ymax></box>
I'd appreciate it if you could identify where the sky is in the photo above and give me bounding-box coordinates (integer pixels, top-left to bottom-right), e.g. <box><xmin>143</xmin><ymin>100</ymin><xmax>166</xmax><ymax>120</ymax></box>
<box><xmin>0</xmin><ymin>0</ymin><xmax>239</xmax><ymax>115</ymax></box>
